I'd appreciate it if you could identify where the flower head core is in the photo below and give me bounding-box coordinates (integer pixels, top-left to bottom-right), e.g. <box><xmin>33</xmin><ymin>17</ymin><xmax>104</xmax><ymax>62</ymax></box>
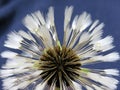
<box><xmin>39</xmin><ymin>45</ymin><xmax>81</xmax><ymax>88</ymax></box>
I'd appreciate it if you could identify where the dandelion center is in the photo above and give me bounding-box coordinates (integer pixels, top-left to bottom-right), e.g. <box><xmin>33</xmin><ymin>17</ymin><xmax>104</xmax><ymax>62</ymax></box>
<box><xmin>39</xmin><ymin>45</ymin><xmax>81</xmax><ymax>88</ymax></box>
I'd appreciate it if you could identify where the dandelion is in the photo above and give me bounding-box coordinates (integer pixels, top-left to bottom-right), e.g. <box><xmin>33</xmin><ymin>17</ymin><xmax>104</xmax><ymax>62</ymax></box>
<box><xmin>0</xmin><ymin>6</ymin><xmax>119</xmax><ymax>90</ymax></box>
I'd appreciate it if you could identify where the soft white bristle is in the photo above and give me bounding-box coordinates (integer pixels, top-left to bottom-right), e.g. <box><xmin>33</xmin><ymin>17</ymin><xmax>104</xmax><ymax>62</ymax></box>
<box><xmin>87</xmin><ymin>73</ymin><xmax>119</xmax><ymax>90</ymax></box>
<box><xmin>1</xmin><ymin>51</ymin><xmax>17</xmax><ymax>59</ymax></box>
<box><xmin>72</xmin><ymin>81</ymin><xmax>82</xmax><ymax>90</ymax></box>
<box><xmin>35</xmin><ymin>82</ymin><xmax>46</xmax><ymax>90</ymax></box>
<box><xmin>85</xmin><ymin>85</ymin><xmax>94</xmax><ymax>90</ymax></box>
<box><xmin>93</xmin><ymin>36</ymin><xmax>114</xmax><ymax>51</ymax></box>
<box><xmin>89</xmin><ymin>20</ymin><xmax>99</xmax><ymax>31</ymax></box>
<box><xmin>23</xmin><ymin>15</ymin><xmax>39</xmax><ymax>34</ymax></box>
<box><xmin>47</xmin><ymin>7</ymin><xmax>54</xmax><ymax>28</ymax></box>
<box><xmin>18</xmin><ymin>30</ymin><xmax>32</xmax><ymax>40</ymax></box>
<box><xmin>0</xmin><ymin>70</ymin><xmax>13</xmax><ymax>78</ymax></box>
<box><xmin>102</xmin><ymin>52</ymin><xmax>120</xmax><ymax>62</ymax></box>
<box><xmin>35</xmin><ymin>11</ymin><xmax>45</xmax><ymax>25</ymax></box>
<box><xmin>64</xmin><ymin>6</ymin><xmax>73</xmax><ymax>30</ymax></box>
<box><xmin>92</xmin><ymin>85</ymin><xmax>104</xmax><ymax>90</ymax></box>
<box><xmin>72</xmin><ymin>15</ymin><xmax>78</xmax><ymax>30</ymax></box>
<box><xmin>104</xmin><ymin>69</ymin><xmax>119</xmax><ymax>76</ymax></box>
<box><xmin>76</xmin><ymin>12</ymin><xmax>92</xmax><ymax>32</ymax></box>
<box><xmin>2</xmin><ymin>77</ymin><xmax>17</xmax><ymax>90</ymax></box>
<box><xmin>92</xmin><ymin>52</ymin><xmax>120</xmax><ymax>62</ymax></box>
<box><xmin>4</xmin><ymin>32</ymin><xmax>23</xmax><ymax>49</ymax></box>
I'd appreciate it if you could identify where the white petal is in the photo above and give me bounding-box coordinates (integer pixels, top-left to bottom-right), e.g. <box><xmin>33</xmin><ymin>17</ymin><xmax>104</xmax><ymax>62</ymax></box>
<box><xmin>4</xmin><ymin>41</ymin><xmax>21</xmax><ymax>49</ymax></box>
<box><xmin>1</xmin><ymin>68</ymin><xmax>31</xmax><ymax>78</ymax></box>
<box><xmin>79</xmin><ymin>32</ymin><xmax>90</xmax><ymax>43</ymax></box>
<box><xmin>92</xmin><ymin>85</ymin><xmax>104</xmax><ymax>90</ymax></box>
<box><xmin>2</xmin><ymin>77</ymin><xmax>17</xmax><ymax>90</ymax></box>
<box><xmin>93</xmin><ymin>36</ymin><xmax>114</xmax><ymax>51</ymax></box>
<box><xmin>89</xmin><ymin>20</ymin><xmax>99</xmax><ymax>31</ymax></box>
<box><xmin>35</xmin><ymin>82</ymin><xmax>46</xmax><ymax>90</ymax></box>
<box><xmin>90</xmin><ymin>23</ymin><xmax>104</xmax><ymax>44</ymax></box>
<box><xmin>28</xmin><ymin>43</ymin><xmax>40</xmax><ymax>53</ymax></box>
<box><xmin>87</xmin><ymin>73</ymin><xmax>119</xmax><ymax>89</ymax></box>
<box><xmin>2</xmin><ymin>59</ymin><xmax>22</xmax><ymax>69</ymax></box>
<box><xmin>76</xmin><ymin>12</ymin><xmax>92</xmax><ymax>32</ymax></box>
<box><xmin>15</xmin><ymin>81</ymin><xmax>30</xmax><ymax>89</ymax></box>
<box><xmin>63</xmin><ymin>26</ymin><xmax>72</xmax><ymax>46</ymax></box>
<box><xmin>46</xmin><ymin>7</ymin><xmax>54</xmax><ymax>28</ymax></box>
<box><xmin>64</xmin><ymin>6</ymin><xmax>73</xmax><ymax>30</ymax></box>
<box><xmin>91</xmin><ymin>23</ymin><xmax>104</xmax><ymax>36</ymax></box>
<box><xmin>37</xmin><ymin>26</ymin><xmax>53</xmax><ymax>47</ymax></box>
<box><xmin>0</xmin><ymin>70</ymin><xmax>13</xmax><ymax>78</ymax></box>
<box><xmin>91</xmin><ymin>52</ymin><xmax>120</xmax><ymax>63</ymax></box>
<box><xmin>72</xmin><ymin>15</ymin><xmax>78</xmax><ymax>30</ymax></box>
<box><xmin>9</xmin><ymin>81</ymin><xmax>30</xmax><ymax>90</ymax></box>
<box><xmin>100</xmin><ymin>77</ymin><xmax>118</xmax><ymax>89</ymax></box>
<box><xmin>1</xmin><ymin>51</ymin><xmax>17</xmax><ymax>59</ymax></box>
<box><xmin>4</xmin><ymin>32</ymin><xmax>23</xmax><ymax>49</ymax></box>
<box><xmin>7</xmin><ymin>32</ymin><xmax>23</xmax><ymax>42</ymax></box>
<box><xmin>2</xmin><ymin>57</ymin><xmax>34</xmax><ymax>69</ymax></box>
<box><xmin>18</xmin><ymin>30</ymin><xmax>32</xmax><ymax>40</ymax></box>
<box><xmin>85</xmin><ymin>85</ymin><xmax>94</xmax><ymax>90</ymax></box>
<box><xmin>34</xmin><ymin>11</ymin><xmax>45</xmax><ymax>25</ymax></box>
<box><xmin>72</xmin><ymin>81</ymin><xmax>82</xmax><ymax>90</ymax></box>
<box><xmin>73</xmin><ymin>32</ymin><xmax>91</xmax><ymax>51</ymax></box>
<box><xmin>102</xmin><ymin>52</ymin><xmax>120</xmax><ymax>62</ymax></box>
<box><xmin>104</xmin><ymin>69</ymin><xmax>119</xmax><ymax>76</ymax></box>
<box><xmin>23</xmin><ymin>15</ymin><xmax>39</xmax><ymax>34</ymax></box>
<box><xmin>31</xmin><ymin>71</ymin><xmax>42</xmax><ymax>77</ymax></box>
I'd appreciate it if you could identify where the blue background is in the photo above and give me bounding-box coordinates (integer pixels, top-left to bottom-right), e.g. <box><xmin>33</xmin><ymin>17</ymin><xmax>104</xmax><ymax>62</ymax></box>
<box><xmin>0</xmin><ymin>0</ymin><xmax>120</xmax><ymax>90</ymax></box>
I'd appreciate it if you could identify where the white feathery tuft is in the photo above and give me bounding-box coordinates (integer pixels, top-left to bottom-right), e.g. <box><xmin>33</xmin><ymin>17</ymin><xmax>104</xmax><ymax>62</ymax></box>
<box><xmin>64</xmin><ymin>6</ymin><xmax>73</xmax><ymax>30</ymax></box>
<box><xmin>72</xmin><ymin>15</ymin><xmax>78</xmax><ymax>30</ymax></box>
<box><xmin>2</xmin><ymin>59</ymin><xmax>19</xmax><ymax>69</ymax></box>
<box><xmin>2</xmin><ymin>57</ymin><xmax>33</xmax><ymax>69</ymax></box>
<box><xmin>2</xmin><ymin>77</ymin><xmax>17</xmax><ymax>90</ymax></box>
<box><xmin>37</xmin><ymin>26</ymin><xmax>53</xmax><ymax>47</ymax></box>
<box><xmin>0</xmin><ymin>68</ymin><xmax>32</xmax><ymax>78</ymax></box>
<box><xmin>4</xmin><ymin>41</ymin><xmax>21</xmax><ymax>49</ymax></box>
<box><xmin>34</xmin><ymin>11</ymin><xmax>46</xmax><ymax>25</ymax></box>
<box><xmin>89</xmin><ymin>20</ymin><xmax>99</xmax><ymax>31</ymax></box>
<box><xmin>104</xmin><ymin>69</ymin><xmax>119</xmax><ymax>76</ymax></box>
<box><xmin>79</xmin><ymin>32</ymin><xmax>90</xmax><ymax>43</ymax></box>
<box><xmin>23</xmin><ymin>15</ymin><xmax>39</xmax><ymax>34</ymax></box>
<box><xmin>0</xmin><ymin>70</ymin><xmax>14</xmax><ymax>78</ymax></box>
<box><xmin>92</xmin><ymin>36</ymin><xmax>114</xmax><ymax>52</ymax></box>
<box><xmin>102</xmin><ymin>52</ymin><xmax>120</xmax><ymax>62</ymax></box>
<box><xmin>18</xmin><ymin>30</ymin><xmax>33</xmax><ymax>40</ymax></box>
<box><xmin>4</xmin><ymin>32</ymin><xmax>23</xmax><ymax>49</ymax></box>
<box><xmin>35</xmin><ymin>82</ymin><xmax>46</xmax><ymax>90</ymax></box>
<box><xmin>2</xmin><ymin>59</ymin><xmax>20</xmax><ymax>68</ymax></box>
<box><xmin>76</xmin><ymin>12</ymin><xmax>92</xmax><ymax>32</ymax></box>
<box><xmin>87</xmin><ymin>72</ymin><xmax>119</xmax><ymax>90</ymax></box>
<box><xmin>9</xmin><ymin>81</ymin><xmax>31</xmax><ymax>90</ymax></box>
<box><xmin>85</xmin><ymin>85</ymin><xmax>94</xmax><ymax>90</ymax></box>
<box><xmin>1</xmin><ymin>51</ymin><xmax>17</xmax><ymax>59</ymax></box>
<box><xmin>7</xmin><ymin>32</ymin><xmax>23</xmax><ymax>42</ymax></box>
<box><xmin>46</xmin><ymin>7</ymin><xmax>54</xmax><ymax>28</ymax></box>
<box><xmin>92</xmin><ymin>85</ymin><xmax>104</xmax><ymax>90</ymax></box>
<box><xmin>90</xmin><ymin>23</ymin><xmax>104</xmax><ymax>44</ymax></box>
<box><xmin>92</xmin><ymin>52</ymin><xmax>120</xmax><ymax>62</ymax></box>
<box><xmin>72</xmin><ymin>81</ymin><xmax>82</xmax><ymax>90</ymax></box>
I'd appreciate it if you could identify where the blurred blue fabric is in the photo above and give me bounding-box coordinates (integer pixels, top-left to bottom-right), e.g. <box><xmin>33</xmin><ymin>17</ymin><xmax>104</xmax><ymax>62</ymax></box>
<box><xmin>0</xmin><ymin>0</ymin><xmax>120</xmax><ymax>90</ymax></box>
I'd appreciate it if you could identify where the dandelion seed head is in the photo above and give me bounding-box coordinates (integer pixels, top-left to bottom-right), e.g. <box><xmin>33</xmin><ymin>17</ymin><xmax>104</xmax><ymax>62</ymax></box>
<box><xmin>0</xmin><ymin>6</ymin><xmax>119</xmax><ymax>90</ymax></box>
